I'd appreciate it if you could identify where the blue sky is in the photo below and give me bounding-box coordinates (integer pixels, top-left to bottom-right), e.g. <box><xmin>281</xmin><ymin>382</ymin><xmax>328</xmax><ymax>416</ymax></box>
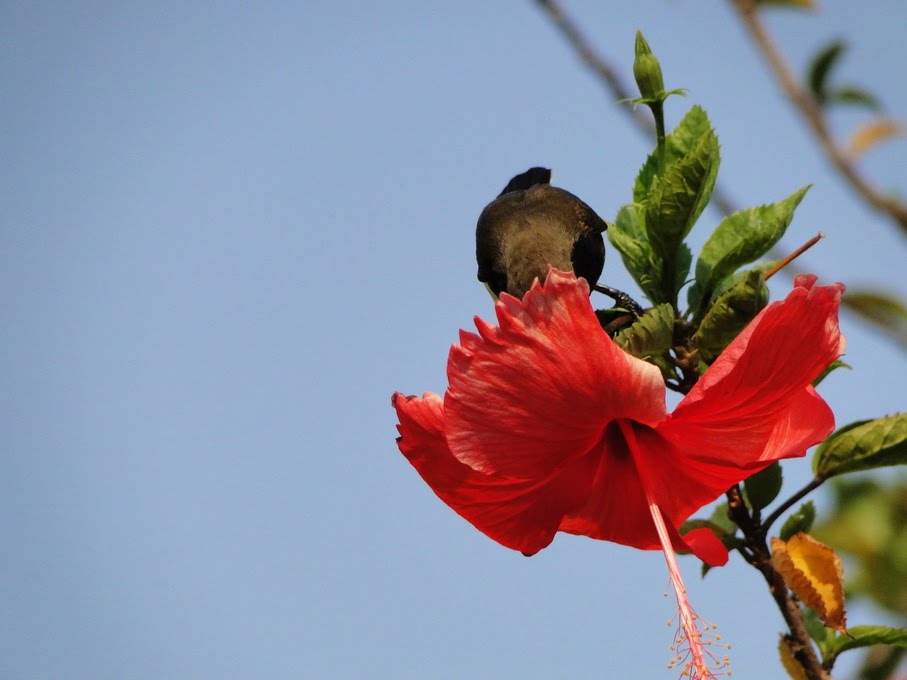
<box><xmin>2</xmin><ymin>2</ymin><xmax>906</xmax><ymax>678</ymax></box>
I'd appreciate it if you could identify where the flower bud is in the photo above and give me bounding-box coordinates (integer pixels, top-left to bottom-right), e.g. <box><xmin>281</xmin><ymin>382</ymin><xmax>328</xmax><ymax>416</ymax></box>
<box><xmin>633</xmin><ymin>31</ymin><xmax>665</xmax><ymax>100</ymax></box>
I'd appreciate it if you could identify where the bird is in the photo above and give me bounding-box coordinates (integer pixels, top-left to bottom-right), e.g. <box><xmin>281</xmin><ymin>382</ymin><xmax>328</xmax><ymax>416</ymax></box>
<box><xmin>475</xmin><ymin>167</ymin><xmax>608</xmax><ymax>300</ymax></box>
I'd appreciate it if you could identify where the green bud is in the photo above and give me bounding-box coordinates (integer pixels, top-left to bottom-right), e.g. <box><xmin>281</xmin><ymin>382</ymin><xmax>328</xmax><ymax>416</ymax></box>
<box><xmin>633</xmin><ymin>31</ymin><xmax>665</xmax><ymax>100</ymax></box>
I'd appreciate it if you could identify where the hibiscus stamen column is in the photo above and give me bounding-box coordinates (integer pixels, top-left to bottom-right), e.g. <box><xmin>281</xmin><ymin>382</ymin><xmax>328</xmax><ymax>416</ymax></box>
<box><xmin>614</xmin><ymin>419</ymin><xmax>729</xmax><ymax>678</ymax></box>
<box><xmin>647</xmin><ymin>498</ymin><xmax>716</xmax><ymax>679</ymax></box>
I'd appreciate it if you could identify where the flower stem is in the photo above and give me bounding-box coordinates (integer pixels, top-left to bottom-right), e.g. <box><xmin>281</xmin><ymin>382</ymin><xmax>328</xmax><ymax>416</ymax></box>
<box><xmin>761</xmin><ymin>476</ymin><xmax>824</xmax><ymax>533</ymax></box>
<box><xmin>651</xmin><ymin>100</ymin><xmax>667</xmax><ymax>175</ymax></box>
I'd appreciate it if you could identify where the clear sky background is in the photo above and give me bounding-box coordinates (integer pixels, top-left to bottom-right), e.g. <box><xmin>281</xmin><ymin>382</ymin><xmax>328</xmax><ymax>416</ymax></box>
<box><xmin>2</xmin><ymin>2</ymin><xmax>906</xmax><ymax>679</ymax></box>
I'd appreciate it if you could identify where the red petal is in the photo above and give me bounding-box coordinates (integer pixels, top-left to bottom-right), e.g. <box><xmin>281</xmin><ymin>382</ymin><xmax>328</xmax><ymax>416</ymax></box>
<box><xmin>660</xmin><ymin>277</ymin><xmax>844</xmax><ymax>467</ymax></box>
<box><xmin>680</xmin><ymin>527</ymin><xmax>729</xmax><ymax>567</ymax></box>
<box><xmin>558</xmin><ymin>421</ymin><xmax>728</xmax><ymax>566</ymax></box>
<box><xmin>392</xmin><ymin>392</ymin><xmax>598</xmax><ymax>555</ymax></box>
<box><xmin>562</xmin><ymin>420</ymin><xmax>741</xmax><ymax>557</ymax></box>
<box><xmin>630</xmin><ymin>423</ymin><xmax>753</xmax><ymax>534</ymax></box>
<box><xmin>444</xmin><ymin>269</ymin><xmax>666</xmax><ymax>479</ymax></box>
<box><xmin>558</xmin><ymin>421</ymin><xmax>652</xmax><ymax>547</ymax></box>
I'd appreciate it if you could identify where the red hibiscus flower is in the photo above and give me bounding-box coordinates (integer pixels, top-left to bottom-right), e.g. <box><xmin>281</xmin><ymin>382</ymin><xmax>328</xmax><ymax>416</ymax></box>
<box><xmin>393</xmin><ymin>268</ymin><xmax>843</xmax><ymax>677</ymax></box>
<box><xmin>393</xmin><ymin>269</ymin><xmax>843</xmax><ymax>563</ymax></box>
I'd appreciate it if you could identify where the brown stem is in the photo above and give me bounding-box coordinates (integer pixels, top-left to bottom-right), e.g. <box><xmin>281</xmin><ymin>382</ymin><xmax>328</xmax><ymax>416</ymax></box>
<box><xmin>756</xmin><ymin>563</ymin><xmax>832</xmax><ymax>680</ymax></box>
<box><xmin>763</xmin><ymin>232</ymin><xmax>825</xmax><ymax>281</ymax></box>
<box><xmin>726</xmin><ymin>486</ymin><xmax>831</xmax><ymax>680</ymax></box>
<box><xmin>730</xmin><ymin>0</ymin><xmax>907</xmax><ymax>235</ymax></box>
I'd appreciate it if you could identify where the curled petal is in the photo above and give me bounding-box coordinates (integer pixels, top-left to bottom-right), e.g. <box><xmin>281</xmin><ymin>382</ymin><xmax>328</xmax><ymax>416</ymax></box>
<box><xmin>617</xmin><ymin>414</ymin><xmax>821</xmax><ymax>546</ymax></box>
<box><xmin>444</xmin><ymin>269</ymin><xmax>666</xmax><ymax>479</ymax></box>
<box><xmin>662</xmin><ymin>277</ymin><xmax>844</xmax><ymax>466</ymax></box>
<box><xmin>392</xmin><ymin>392</ymin><xmax>598</xmax><ymax>555</ymax></box>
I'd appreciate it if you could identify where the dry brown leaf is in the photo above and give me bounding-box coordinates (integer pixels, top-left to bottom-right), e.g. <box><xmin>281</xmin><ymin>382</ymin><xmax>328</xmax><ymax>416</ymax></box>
<box><xmin>778</xmin><ymin>636</ymin><xmax>809</xmax><ymax>680</ymax></box>
<box><xmin>771</xmin><ymin>533</ymin><xmax>848</xmax><ymax>633</ymax></box>
<box><xmin>847</xmin><ymin>118</ymin><xmax>904</xmax><ymax>158</ymax></box>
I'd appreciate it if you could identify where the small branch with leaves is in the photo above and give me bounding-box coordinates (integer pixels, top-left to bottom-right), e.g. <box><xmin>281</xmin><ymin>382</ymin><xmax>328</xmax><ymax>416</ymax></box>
<box><xmin>534</xmin><ymin>0</ymin><xmax>907</xmax><ymax>352</ymax></box>
<box><xmin>609</xmin><ymin>33</ymin><xmax>907</xmax><ymax>679</ymax></box>
<box><xmin>730</xmin><ymin>0</ymin><xmax>907</xmax><ymax>234</ymax></box>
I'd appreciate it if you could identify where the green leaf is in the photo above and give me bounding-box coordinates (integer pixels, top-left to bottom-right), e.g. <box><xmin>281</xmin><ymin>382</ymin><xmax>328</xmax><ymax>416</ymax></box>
<box><xmin>813</xmin><ymin>478</ymin><xmax>907</xmax><ymax>617</ymax></box>
<box><xmin>826</xmin><ymin>625</ymin><xmax>907</xmax><ymax>656</ymax></box>
<box><xmin>595</xmin><ymin>307</ymin><xmax>634</xmax><ymax>325</ymax></box>
<box><xmin>613</xmin><ymin>304</ymin><xmax>674</xmax><ymax>359</ymax></box>
<box><xmin>827</xmin><ymin>86</ymin><xmax>881</xmax><ymax>111</ymax></box>
<box><xmin>688</xmin><ymin>504</ymin><xmax>741</xmax><ymax>578</ymax></box>
<box><xmin>812</xmin><ymin>360</ymin><xmax>851</xmax><ymax>387</ymax></box>
<box><xmin>693</xmin><ymin>269</ymin><xmax>769</xmax><ymax>362</ymax></box>
<box><xmin>689</xmin><ymin>186</ymin><xmax>809</xmax><ymax>311</ymax></box>
<box><xmin>646</xmin><ymin>130</ymin><xmax>719</xmax><ymax>257</ymax></box>
<box><xmin>608</xmin><ymin>204</ymin><xmax>662</xmax><ymax>303</ymax></box>
<box><xmin>708</xmin><ymin>502</ymin><xmax>738</xmax><ymax>535</ymax></box>
<box><xmin>676</xmin><ymin>242</ymin><xmax>692</xmax><ymax>296</ymax></box>
<box><xmin>807</xmin><ymin>40</ymin><xmax>846</xmax><ymax>105</ymax></box>
<box><xmin>712</xmin><ymin>260</ymin><xmax>777</xmax><ymax>298</ymax></box>
<box><xmin>802</xmin><ymin>606</ymin><xmax>836</xmax><ymax>656</ymax></box>
<box><xmin>682</xmin><ymin>505</ymin><xmax>740</xmax><ymax>542</ymax></box>
<box><xmin>813</xmin><ymin>413</ymin><xmax>907</xmax><ymax>479</ymax></box>
<box><xmin>646</xmin><ymin>131</ymin><xmax>719</xmax><ymax>302</ymax></box>
<box><xmin>634</xmin><ymin>106</ymin><xmax>713</xmax><ymax>203</ymax></box>
<box><xmin>779</xmin><ymin>501</ymin><xmax>816</xmax><ymax>541</ymax></box>
<box><xmin>745</xmin><ymin>462</ymin><xmax>783</xmax><ymax>511</ymax></box>
<box><xmin>843</xmin><ymin>289</ymin><xmax>907</xmax><ymax>341</ymax></box>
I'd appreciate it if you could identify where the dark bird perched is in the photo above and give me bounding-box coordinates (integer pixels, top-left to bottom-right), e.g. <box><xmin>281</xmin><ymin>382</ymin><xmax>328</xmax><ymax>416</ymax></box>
<box><xmin>475</xmin><ymin>167</ymin><xmax>607</xmax><ymax>299</ymax></box>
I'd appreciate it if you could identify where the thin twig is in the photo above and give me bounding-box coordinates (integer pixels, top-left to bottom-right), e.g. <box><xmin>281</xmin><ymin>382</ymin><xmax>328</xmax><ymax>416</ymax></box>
<box><xmin>730</xmin><ymin>0</ymin><xmax>907</xmax><ymax>235</ymax></box>
<box><xmin>762</xmin><ymin>476</ymin><xmax>825</xmax><ymax>534</ymax></box>
<box><xmin>763</xmin><ymin>232</ymin><xmax>825</xmax><ymax>280</ymax></box>
<box><xmin>535</xmin><ymin>0</ymin><xmax>648</xmax><ymax>125</ymax></box>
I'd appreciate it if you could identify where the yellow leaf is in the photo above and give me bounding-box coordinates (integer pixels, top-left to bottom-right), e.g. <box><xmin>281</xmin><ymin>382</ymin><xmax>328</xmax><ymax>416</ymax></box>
<box><xmin>771</xmin><ymin>533</ymin><xmax>848</xmax><ymax>632</ymax></box>
<box><xmin>778</xmin><ymin>636</ymin><xmax>809</xmax><ymax>680</ymax></box>
<box><xmin>847</xmin><ymin>118</ymin><xmax>904</xmax><ymax>158</ymax></box>
<box><xmin>756</xmin><ymin>0</ymin><xmax>816</xmax><ymax>8</ymax></box>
